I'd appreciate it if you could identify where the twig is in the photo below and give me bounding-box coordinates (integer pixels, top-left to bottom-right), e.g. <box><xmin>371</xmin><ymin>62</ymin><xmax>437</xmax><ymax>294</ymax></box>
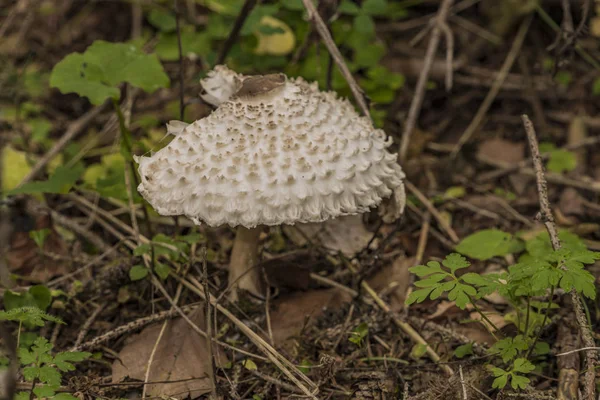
<box><xmin>415</xmin><ymin>212</ymin><xmax>431</xmax><ymax>265</ymax></box>
<box><xmin>73</xmin><ymin>302</ymin><xmax>106</xmax><ymax>349</ymax></box>
<box><xmin>18</xmin><ymin>104</ymin><xmax>106</xmax><ymax>185</ymax></box>
<box><xmin>201</xmin><ymin>248</ymin><xmax>218</xmax><ymax>399</ymax></box>
<box><xmin>557</xmin><ymin>347</ymin><xmax>600</xmax><ymax>357</ymax></box>
<box><xmin>450</xmin><ymin>16</ymin><xmax>531</xmax><ymax>158</ymax></box>
<box><xmin>398</xmin><ymin>0</ymin><xmax>454</xmax><ymax>163</ymax></box>
<box><xmin>175</xmin><ymin>276</ymin><xmax>319</xmax><ymax>398</ymax></box>
<box><xmin>342</xmin><ymin>260</ymin><xmax>454</xmax><ymax>376</ymax></box>
<box><xmin>301</xmin><ymin>0</ymin><xmax>370</xmax><ymax>119</ymax></box>
<box><xmin>216</xmin><ymin>0</ymin><xmax>257</xmax><ymax>65</ymax></box>
<box><xmin>142</xmin><ymin>320</ymin><xmax>168</xmax><ymax>399</ymax></box>
<box><xmin>404</xmin><ymin>180</ymin><xmax>459</xmax><ymax>243</ymax></box>
<box><xmin>522</xmin><ymin>115</ymin><xmax>597</xmax><ymax>400</ymax></box>
<box><xmin>459</xmin><ymin>365</ymin><xmax>468</xmax><ymax>400</ymax></box>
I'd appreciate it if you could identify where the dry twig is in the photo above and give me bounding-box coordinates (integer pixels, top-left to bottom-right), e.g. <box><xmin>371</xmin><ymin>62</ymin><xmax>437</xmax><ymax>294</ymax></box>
<box><xmin>522</xmin><ymin>114</ymin><xmax>597</xmax><ymax>400</ymax></box>
<box><xmin>450</xmin><ymin>16</ymin><xmax>532</xmax><ymax>158</ymax></box>
<box><xmin>301</xmin><ymin>0</ymin><xmax>370</xmax><ymax>119</ymax></box>
<box><xmin>399</xmin><ymin>0</ymin><xmax>454</xmax><ymax>163</ymax></box>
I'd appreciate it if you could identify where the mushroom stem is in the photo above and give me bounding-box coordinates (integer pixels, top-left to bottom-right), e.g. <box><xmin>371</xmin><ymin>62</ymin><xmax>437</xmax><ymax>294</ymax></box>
<box><xmin>229</xmin><ymin>225</ymin><xmax>264</xmax><ymax>301</ymax></box>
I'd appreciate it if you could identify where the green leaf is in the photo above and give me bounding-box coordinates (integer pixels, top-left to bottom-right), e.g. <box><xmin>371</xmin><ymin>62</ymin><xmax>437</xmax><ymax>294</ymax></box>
<box><xmin>448</xmin><ymin>283</ymin><xmax>476</xmax><ymax>309</ymax></box>
<box><xmin>456</xmin><ymin>229</ymin><xmax>522</xmax><ymax>260</ymax></box>
<box><xmin>442</xmin><ymin>253</ymin><xmax>470</xmax><ymax>273</ymax></box>
<box><xmin>50</xmin><ymin>40</ymin><xmax>169</xmax><ymax>104</ymax></box>
<box><xmin>339</xmin><ymin>0</ymin><xmax>361</xmax><ymax>14</ymax></box>
<box><xmin>49</xmin><ymin>53</ymin><xmax>119</xmax><ymax>105</ymax></box>
<box><xmin>409</xmin><ymin>261</ymin><xmax>443</xmax><ymax>277</ymax></box>
<box><xmin>23</xmin><ymin>366</ymin><xmax>40</xmax><ymax>382</ymax></box>
<box><xmin>512</xmin><ymin>357</ymin><xmax>535</xmax><ymax>374</ymax></box>
<box><xmin>547</xmin><ymin>149</ymin><xmax>577</xmax><ymax>173</ymax></box>
<box><xmin>15</xmin><ymin>392</ymin><xmax>29</xmax><ymax>400</ymax></box>
<box><xmin>361</xmin><ymin>0</ymin><xmax>388</xmax><ymax>15</ymax></box>
<box><xmin>353</xmin><ymin>14</ymin><xmax>375</xmax><ymax>36</ymax></box>
<box><xmin>147</xmin><ymin>8</ymin><xmax>177</xmax><ymax>32</ymax></box>
<box><xmin>133</xmin><ymin>244</ymin><xmax>152</xmax><ymax>256</ymax></box>
<box><xmin>4</xmin><ymin>285</ymin><xmax>53</xmax><ymax>312</ymax></box>
<box><xmin>33</xmin><ymin>384</ymin><xmax>58</xmax><ymax>397</ymax></box>
<box><xmin>348</xmin><ymin>322</ymin><xmax>369</xmax><ymax>346</ymax></box>
<box><xmin>241</xmin><ymin>5</ymin><xmax>280</xmax><ymax>36</ymax></box>
<box><xmin>19</xmin><ymin>348</ymin><xmax>36</xmax><ymax>365</ymax></box>
<box><xmin>29</xmin><ymin>228</ymin><xmax>51</xmax><ymax>249</ymax></box>
<box><xmin>154</xmin><ymin>262</ymin><xmax>171</xmax><ymax>280</ymax></box>
<box><xmin>492</xmin><ymin>373</ymin><xmax>508</xmax><ymax>389</ymax></box>
<box><xmin>410</xmin><ymin>343</ymin><xmax>428</xmax><ymax>359</ymax></box>
<box><xmin>281</xmin><ymin>0</ymin><xmax>304</xmax><ymax>10</ymax></box>
<box><xmin>155</xmin><ymin>30</ymin><xmax>211</xmax><ymax>61</ymax></box>
<box><xmin>510</xmin><ymin>374</ymin><xmax>530</xmax><ymax>390</ymax></box>
<box><xmin>53</xmin><ymin>351</ymin><xmax>91</xmax><ymax>372</ymax></box>
<box><xmin>129</xmin><ymin>265</ymin><xmax>149</xmax><ymax>281</ymax></box>
<box><xmin>242</xmin><ymin>359</ymin><xmax>257</xmax><ymax>371</ymax></box>
<box><xmin>38</xmin><ymin>365</ymin><xmax>61</xmax><ymax>386</ymax></box>
<box><xmin>490</xmin><ymin>336</ymin><xmax>528</xmax><ymax>363</ymax></box>
<box><xmin>405</xmin><ymin>288</ymin><xmax>434</xmax><ymax>306</ymax></box>
<box><xmin>454</xmin><ymin>343</ymin><xmax>474</xmax><ymax>358</ymax></box>
<box><xmin>6</xmin><ymin>165</ymin><xmax>83</xmax><ymax>195</ymax></box>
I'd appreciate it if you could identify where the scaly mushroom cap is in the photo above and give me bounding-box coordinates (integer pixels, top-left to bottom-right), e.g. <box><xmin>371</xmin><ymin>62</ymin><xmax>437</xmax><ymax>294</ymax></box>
<box><xmin>136</xmin><ymin>66</ymin><xmax>405</xmax><ymax>228</ymax></box>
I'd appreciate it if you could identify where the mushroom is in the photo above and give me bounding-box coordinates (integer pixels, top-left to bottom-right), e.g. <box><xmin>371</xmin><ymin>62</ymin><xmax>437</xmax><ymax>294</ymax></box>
<box><xmin>135</xmin><ymin>66</ymin><xmax>406</xmax><ymax>301</ymax></box>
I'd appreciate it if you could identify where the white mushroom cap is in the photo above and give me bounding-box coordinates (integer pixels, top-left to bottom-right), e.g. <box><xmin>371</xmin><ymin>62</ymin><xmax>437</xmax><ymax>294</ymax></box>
<box><xmin>136</xmin><ymin>66</ymin><xmax>405</xmax><ymax>229</ymax></box>
<box><xmin>200</xmin><ymin>65</ymin><xmax>242</xmax><ymax>107</ymax></box>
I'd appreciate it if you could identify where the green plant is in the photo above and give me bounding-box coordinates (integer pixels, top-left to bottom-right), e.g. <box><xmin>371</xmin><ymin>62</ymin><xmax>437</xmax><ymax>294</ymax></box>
<box><xmin>348</xmin><ymin>322</ymin><xmax>369</xmax><ymax>346</ymax></box>
<box><xmin>406</xmin><ymin>231</ymin><xmax>599</xmax><ymax>390</ymax></box>
<box><xmin>15</xmin><ymin>337</ymin><xmax>91</xmax><ymax>400</ymax></box>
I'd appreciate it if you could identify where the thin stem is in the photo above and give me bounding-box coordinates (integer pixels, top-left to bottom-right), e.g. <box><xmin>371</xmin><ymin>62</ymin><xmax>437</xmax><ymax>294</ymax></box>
<box><xmin>526</xmin><ymin>286</ymin><xmax>555</xmax><ymax>359</ymax></box>
<box><xmin>524</xmin><ymin>296</ymin><xmax>531</xmax><ymax>337</ymax></box>
<box><xmin>16</xmin><ymin>321</ymin><xmax>21</xmax><ymax>349</ymax></box>
<box><xmin>467</xmin><ymin>295</ymin><xmax>499</xmax><ymax>341</ymax></box>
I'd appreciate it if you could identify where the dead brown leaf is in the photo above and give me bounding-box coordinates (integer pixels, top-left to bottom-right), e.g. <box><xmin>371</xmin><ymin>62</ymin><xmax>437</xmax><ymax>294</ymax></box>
<box><xmin>284</xmin><ymin>215</ymin><xmax>373</xmax><ymax>257</ymax></box>
<box><xmin>112</xmin><ymin>307</ymin><xmax>226</xmax><ymax>399</ymax></box>
<box><xmin>476</xmin><ymin>138</ymin><xmax>525</xmax><ymax>165</ymax></box>
<box><xmin>368</xmin><ymin>256</ymin><xmax>412</xmax><ymax>312</ymax></box>
<box><xmin>6</xmin><ymin>213</ymin><xmax>69</xmax><ymax>282</ymax></box>
<box><xmin>270</xmin><ymin>289</ymin><xmax>352</xmax><ymax>347</ymax></box>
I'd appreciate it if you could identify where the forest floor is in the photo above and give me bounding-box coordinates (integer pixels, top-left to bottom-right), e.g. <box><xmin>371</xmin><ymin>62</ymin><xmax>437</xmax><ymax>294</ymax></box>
<box><xmin>1</xmin><ymin>0</ymin><xmax>600</xmax><ymax>399</ymax></box>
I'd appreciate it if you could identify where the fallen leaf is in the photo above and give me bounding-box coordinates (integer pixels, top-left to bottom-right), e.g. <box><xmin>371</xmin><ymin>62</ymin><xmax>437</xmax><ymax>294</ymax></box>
<box><xmin>285</xmin><ymin>215</ymin><xmax>373</xmax><ymax>257</ymax></box>
<box><xmin>468</xmin><ymin>309</ymin><xmax>508</xmax><ymax>331</ymax></box>
<box><xmin>6</xmin><ymin>211</ymin><xmax>69</xmax><ymax>283</ymax></box>
<box><xmin>426</xmin><ymin>301</ymin><xmax>459</xmax><ymax>320</ymax></box>
<box><xmin>368</xmin><ymin>256</ymin><xmax>412</xmax><ymax>311</ymax></box>
<box><xmin>112</xmin><ymin>307</ymin><xmax>226</xmax><ymax>399</ymax></box>
<box><xmin>270</xmin><ymin>289</ymin><xmax>352</xmax><ymax>347</ymax></box>
<box><xmin>476</xmin><ymin>138</ymin><xmax>525</xmax><ymax>165</ymax></box>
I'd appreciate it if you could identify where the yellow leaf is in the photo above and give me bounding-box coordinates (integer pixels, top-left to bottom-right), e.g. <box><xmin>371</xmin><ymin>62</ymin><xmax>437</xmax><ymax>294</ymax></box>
<box><xmin>1</xmin><ymin>146</ymin><xmax>31</xmax><ymax>192</ymax></box>
<box><xmin>47</xmin><ymin>154</ymin><xmax>63</xmax><ymax>175</ymax></box>
<box><xmin>254</xmin><ymin>16</ymin><xmax>296</xmax><ymax>56</ymax></box>
<box><xmin>82</xmin><ymin>164</ymin><xmax>106</xmax><ymax>188</ymax></box>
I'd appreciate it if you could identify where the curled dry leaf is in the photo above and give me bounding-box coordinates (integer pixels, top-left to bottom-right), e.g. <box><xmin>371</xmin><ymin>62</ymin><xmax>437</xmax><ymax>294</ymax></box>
<box><xmin>112</xmin><ymin>307</ymin><xmax>227</xmax><ymax>400</ymax></box>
